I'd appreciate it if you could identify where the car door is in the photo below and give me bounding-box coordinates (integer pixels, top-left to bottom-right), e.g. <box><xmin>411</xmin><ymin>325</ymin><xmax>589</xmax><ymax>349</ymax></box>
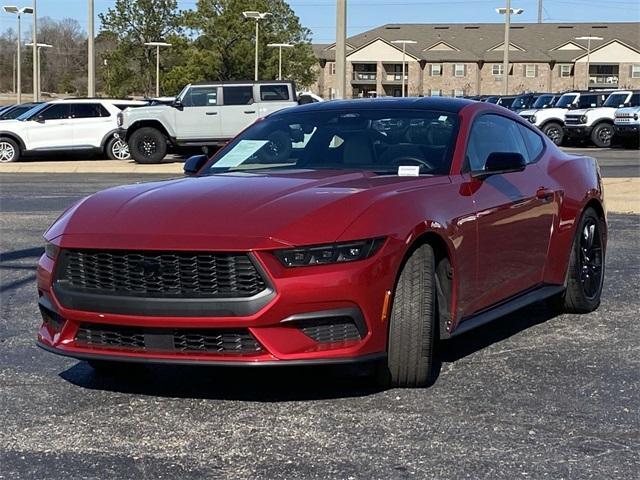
<box><xmin>175</xmin><ymin>85</ymin><xmax>222</xmax><ymax>140</ymax></box>
<box><xmin>220</xmin><ymin>85</ymin><xmax>258</xmax><ymax>138</ymax></box>
<box><xmin>70</xmin><ymin>103</ymin><xmax>113</xmax><ymax>148</ymax></box>
<box><xmin>25</xmin><ymin>103</ymin><xmax>73</xmax><ymax>150</ymax></box>
<box><xmin>464</xmin><ymin>113</ymin><xmax>556</xmax><ymax>314</ymax></box>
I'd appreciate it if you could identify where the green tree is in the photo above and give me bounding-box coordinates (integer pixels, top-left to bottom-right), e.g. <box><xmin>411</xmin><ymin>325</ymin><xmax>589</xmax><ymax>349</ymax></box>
<box><xmin>185</xmin><ymin>0</ymin><xmax>317</xmax><ymax>87</ymax></box>
<box><xmin>99</xmin><ymin>0</ymin><xmax>183</xmax><ymax>96</ymax></box>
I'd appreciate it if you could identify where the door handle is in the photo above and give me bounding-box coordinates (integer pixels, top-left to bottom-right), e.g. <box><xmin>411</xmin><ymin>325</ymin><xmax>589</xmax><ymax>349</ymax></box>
<box><xmin>244</xmin><ymin>110</ymin><xmax>256</xmax><ymax>114</ymax></box>
<box><xmin>536</xmin><ymin>187</ymin><xmax>554</xmax><ymax>202</ymax></box>
<box><xmin>205</xmin><ymin>112</ymin><xmax>217</xmax><ymax>115</ymax></box>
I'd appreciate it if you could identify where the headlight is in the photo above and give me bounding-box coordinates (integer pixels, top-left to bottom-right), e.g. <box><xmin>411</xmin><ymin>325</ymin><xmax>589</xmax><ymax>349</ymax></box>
<box><xmin>44</xmin><ymin>241</ymin><xmax>59</xmax><ymax>260</ymax></box>
<box><xmin>580</xmin><ymin>115</ymin><xmax>588</xmax><ymax>124</ymax></box>
<box><xmin>116</xmin><ymin>112</ymin><xmax>123</xmax><ymax>127</ymax></box>
<box><xmin>530</xmin><ymin>115</ymin><xmax>537</xmax><ymax>123</ymax></box>
<box><xmin>274</xmin><ymin>238</ymin><xmax>385</xmax><ymax>267</ymax></box>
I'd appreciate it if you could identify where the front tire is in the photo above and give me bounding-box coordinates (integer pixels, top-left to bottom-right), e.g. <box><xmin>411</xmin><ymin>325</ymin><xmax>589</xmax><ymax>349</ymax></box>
<box><xmin>552</xmin><ymin>207</ymin><xmax>605</xmax><ymax>313</ymax></box>
<box><xmin>542</xmin><ymin>122</ymin><xmax>564</xmax><ymax>146</ymax></box>
<box><xmin>590</xmin><ymin>123</ymin><xmax>613</xmax><ymax>148</ymax></box>
<box><xmin>129</xmin><ymin>127</ymin><xmax>167</xmax><ymax>164</ymax></box>
<box><xmin>384</xmin><ymin>244</ymin><xmax>437</xmax><ymax>388</ymax></box>
<box><xmin>0</xmin><ymin>137</ymin><xmax>20</xmax><ymax>163</ymax></box>
<box><xmin>105</xmin><ymin>136</ymin><xmax>131</xmax><ymax>160</ymax></box>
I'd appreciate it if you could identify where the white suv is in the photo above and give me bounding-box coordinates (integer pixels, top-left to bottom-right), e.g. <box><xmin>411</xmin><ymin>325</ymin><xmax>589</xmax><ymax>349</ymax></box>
<box><xmin>0</xmin><ymin>98</ymin><xmax>146</xmax><ymax>163</ymax></box>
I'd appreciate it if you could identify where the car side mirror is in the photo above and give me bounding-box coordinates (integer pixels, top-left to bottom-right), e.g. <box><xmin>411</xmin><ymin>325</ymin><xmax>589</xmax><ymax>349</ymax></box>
<box><xmin>472</xmin><ymin>152</ymin><xmax>526</xmax><ymax>179</ymax></box>
<box><xmin>173</xmin><ymin>100</ymin><xmax>184</xmax><ymax>111</ymax></box>
<box><xmin>35</xmin><ymin>115</ymin><xmax>45</xmax><ymax>123</ymax></box>
<box><xmin>184</xmin><ymin>154</ymin><xmax>208</xmax><ymax>176</ymax></box>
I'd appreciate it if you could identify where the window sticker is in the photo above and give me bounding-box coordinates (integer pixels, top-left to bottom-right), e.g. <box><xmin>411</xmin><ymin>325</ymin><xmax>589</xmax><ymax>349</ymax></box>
<box><xmin>213</xmin><ymin>140</ymin><xmax>269</xmax><ymax>168</ymax></box>
<box><xmin>398</xmin><ymin>165</ymin><xmax>420</xmax><ymax>177</ymax></box>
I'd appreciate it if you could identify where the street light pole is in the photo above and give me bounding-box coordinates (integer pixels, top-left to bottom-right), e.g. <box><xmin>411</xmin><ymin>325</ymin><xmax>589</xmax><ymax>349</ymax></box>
<box><xmin>496</xmin><ymin>4</ymin><xmax>524</xmax><ymax>96</ymax></box>
<box><xmin>576</xmin><ymin>36</ymin><xmax>603</xmax><ymax>90</ymax></box>
<box><xmin>26</xmin><ymin>42</ymin><xmax>51</xmax><ymax>100</ymax></box>
<box><xmin>242</xmin><ymin>11</ymin><xmax>271</xmax><ymax>82</ymax></box>
<box><xmin>3</xmin><ymin>5</ymin><xmax>34</xmax><ymax>103</ymax></box>
<box><xmin>267</xmin><ymin>43</ymin><xmax>294</xmax><ymax>80</ymax></box>
<box><xmin>32</xmin><ymin>0</ymin><xmax>37</xmax><ymax>101</ymax></box>
<box><xmin>392</xmin><ymin>40</ymin><xmax>417</xmax><ymax>97</ymax></box>
<box><xmin>335</xmin><ymin>0</ymin><xmax>347</xmax><ymax>99</ymax></box>
<box><xmin>87</xmin><ymin>0</ymin><xmax>95</xmax><ymax>96</ymax></box>
<box><xmin>144</xmin><ymin>41</ymin><xmax>172</xmax><ymax>97</ymax></box>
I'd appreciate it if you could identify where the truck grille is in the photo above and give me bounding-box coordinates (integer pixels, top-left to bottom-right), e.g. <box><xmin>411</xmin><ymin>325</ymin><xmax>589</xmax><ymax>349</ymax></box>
<box><xmin>564</xmin><ymin>115</ymin><xmax>582</xmax><ymax>125</ymax></box>
<box><xmin>55</xmin><ymin>249</ymin><xmax>267</xmax><ymax>298</ymax></box>
<box><xmin>75</xmin><ymin>323</ymin><xmax>263</xmax><ymax>355</ymax></box>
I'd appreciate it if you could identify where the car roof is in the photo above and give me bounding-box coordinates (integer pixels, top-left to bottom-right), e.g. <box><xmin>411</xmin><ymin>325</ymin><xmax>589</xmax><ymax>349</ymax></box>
<box><xmin>271</xmin><ymin>97</ymin><xmax>474</xmax><ymax>117</ymax></box>
<box><xmin>50</xmin><ymin>98</ymin><xmax>147</xmax><ymax>105</ymax></box>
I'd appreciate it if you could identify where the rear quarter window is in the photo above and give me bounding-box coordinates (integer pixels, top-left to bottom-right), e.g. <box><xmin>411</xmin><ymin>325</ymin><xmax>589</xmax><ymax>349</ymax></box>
<box><xmin>260</xmin><ymin>85</ymin><xmax>290</xmax><ymax>101</ymax></box>
<box><xmin>517</xmin><ymin>124</ymin><xmax>545</xmax><ymax>163</ymax></box>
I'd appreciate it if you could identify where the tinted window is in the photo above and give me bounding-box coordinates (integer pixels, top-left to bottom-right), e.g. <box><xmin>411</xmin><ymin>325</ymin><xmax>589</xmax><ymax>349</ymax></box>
<box><xmin>466</xmin><ymin>114</ymin><xmax>528</xmax><ymax>171</ymax></box>
<box><xmin>203</xmin><ymin>109</ymin><xmax>459</xmax><ymax>176</ymax></box>
<box><xmin>556</xmin><ymin>94</ymin><xmax>577</xmax><ymax>108</ymax></box>
<box><xmin>260</xmin><ymin>85</ymin><xmax>290</xmax><ymax>101</ymax></box>
<box><xmin>39</xmin><ymin>104</ymin><xmax>71</xmax><ymax>121</ymax></box>
<box><xmin>532</xmin><ymin>95</ymin><xmax>554</xmax><ymax>109</ymax></box>
<box><xmin>71</xmin><ymin>103</ymin><xmax>110</xmax><ymax>118</ymax></box>
<box><xmin>603</xmin><ymin>93</ymin><xmax>630</xmax><ymax>108</ymax></box>
<box><xmin>517</xmin><ymin>124</ymin><xmax>544</xmax><ymax>163</ymax></box>
<box><xmin>183</xmin><ymin>87</ymin><xmax>218</xmax><ymax>107</ymax></box>
<box><xmin>1</xmin><ymin>105</ymin><xmax>31</xmax><ymax>119</ymax></box>
<box><xmin>577</xmin><ymin>95</ymin><xmax>599</xmax><ymax>109</ymax></box>
<box><xmin>223</xmin><ymin>86</ymin><xmax>253</xmax><ymax>106</ymax></box>
<box><xmin>629</xmin><ymin>93</ymin><xmax>640</xmax><ymax>107</ymax></box>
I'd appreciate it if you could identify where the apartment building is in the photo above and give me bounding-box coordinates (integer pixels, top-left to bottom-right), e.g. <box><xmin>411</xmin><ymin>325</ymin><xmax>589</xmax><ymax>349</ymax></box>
<box><xmin>311</xmin><ymin>22</ymin><xmax>640</xmax><ymax>98</ymax></box>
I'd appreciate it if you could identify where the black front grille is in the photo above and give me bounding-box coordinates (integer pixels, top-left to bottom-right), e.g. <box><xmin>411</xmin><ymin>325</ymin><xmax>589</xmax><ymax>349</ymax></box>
<box><xmin>75</xmin><ymin>323</ymin><xmax>263</xmax><ymax>355</ymax></box>
<box><xmin>565</xmin><ymin>115</ymin><xmax>582</xmax><ymax>125</ymax></box>
<box><xmin>56</xmin><ymin>249</ymin><xmax>267</xmax><ymax>298</ymax></box>
<box><xmin>298</xmin><ymin>317</ymin><xmax>363</xmax><ymax>344</ymax></box>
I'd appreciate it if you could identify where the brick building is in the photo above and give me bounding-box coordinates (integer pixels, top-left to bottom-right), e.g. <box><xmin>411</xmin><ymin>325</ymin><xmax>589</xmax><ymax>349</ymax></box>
<box><xmin>311</xmin><ymin>22</ymin><xmax>640</xmax><ymax>98</ymax></box>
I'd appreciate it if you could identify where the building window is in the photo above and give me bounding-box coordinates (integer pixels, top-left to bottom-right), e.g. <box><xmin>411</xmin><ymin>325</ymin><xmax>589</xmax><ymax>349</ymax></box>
<box><xmin>328</xmin><ymin>62</ymin><xmax>336</xmax><ymax>75</ymax></box>
<box><xmin>430</xmin><ymin>89</ymin><xmax>441</xmax><ymax>96</ymax></box>
<box><xmin>525</xmin><ymin>64</ymin><xmax>537</xmax><ymax>78</ymax></box>
<box><xmin>430</xmin><ymin>64</ymin><xmax>442</xmax><ymax>76</ymax></box>
<box><xmin>329</xmin><ymin>88</ymin><xmax>337</xmax><ymax>100</ymax></box>
<box><xmin>454</xmin><ymin>64</ymin><xmax>465</xmax><ymax>77</ymax></box>
<box><xmin>560</xmin><ymin>64</ymin><xmax>572</xmax><ymax>77</ymax></box>
<box><xmin>492</xmin><ymin>64</ymin><xmax>504</xmax><ymax>76</ymax></box>
<box><xmin>453</xmin><ymin>89</ymin><xmax>465</xmax><ymax>97</ymax></box>
<box><xmin>632</xmin><ymin>64</ymin><xmax>640</xmax><ymax>79</ymax></box>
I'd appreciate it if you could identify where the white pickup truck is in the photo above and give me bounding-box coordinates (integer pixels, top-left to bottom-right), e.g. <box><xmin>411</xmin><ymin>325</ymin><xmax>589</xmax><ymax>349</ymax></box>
<box><xmin>118</xmin><ymin>81</ymin><xmax>304</xmax><ymax>163</ymax></box>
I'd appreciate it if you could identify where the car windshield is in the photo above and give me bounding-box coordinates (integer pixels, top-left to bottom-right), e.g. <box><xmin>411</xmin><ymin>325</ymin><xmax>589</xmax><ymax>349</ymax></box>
<box><xmin>484</xmin><ymin>96</ymin><xmax>499</xmax><ymax>104</ymax></box>
<box><xmin>16</xmin><ymin>103</ymin><xmax>49</xmax><ymax>121</ymax></box>
<box><xmin>2</xmin><ymin>105</ymin><xmax>32</xmax><ymax>120</ymax></box>
<box><xmin>603</xmin><ymin>93</ymin><xmax>630</xmax><ymax>108</ymax></box>
<box><xmin>556</xmin><ymin>94</ymin><xmax>578</xmax><ymax>108</ymax></box>
<box><xmin>511</xmin><ymin>95</ymin><xmax>530</xmax><ymax>110</ymax></box>
<box><xmin>532</xmin><ymin>95</ymin><xmax>554</xmax><ymax>109</ymax></box>
<box><xmin>202</xmin><ymin>109</ymin><xmax>459</xmax><ymax>176</ymax></box>
<box><xmin>499</xmin><ymin>97</ymin><xmax>516</xmax><ymax>108</ymax></box>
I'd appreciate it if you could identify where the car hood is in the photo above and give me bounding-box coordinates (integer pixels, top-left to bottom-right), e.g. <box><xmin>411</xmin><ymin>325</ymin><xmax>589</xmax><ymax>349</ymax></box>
<box><xmin>0</xmin><ymin>119</ymin><xmax>23</xmax><ymax>126</ymax></box>
<box><xmin>519</xmin><ymin>109</ymin><xmax>538</xmax><ymax>116</ymax></box>
<box><xmin>46</xmin><ymin>170</ymin><xmax>447</xmax><ymax>251</ymax></box>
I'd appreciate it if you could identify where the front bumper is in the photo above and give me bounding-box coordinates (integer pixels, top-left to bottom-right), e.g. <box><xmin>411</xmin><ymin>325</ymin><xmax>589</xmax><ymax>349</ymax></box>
<box><xmin>614</xmin><ymin>124</ymin><xmax>640</xmax><ymax>137</ymax></box>
<box><xmin>36</xmin><ymin>241</ymin><xmax>401</xmax><ymax>365</ymax></box>
<box><xmin>563</xmin><ymin>125</ymin><xmax>592</xmax><ymax>139</ymax></box>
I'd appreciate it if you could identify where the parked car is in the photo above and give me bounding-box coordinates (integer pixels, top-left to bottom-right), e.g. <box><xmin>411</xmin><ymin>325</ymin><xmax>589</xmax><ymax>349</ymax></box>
<box><xmin>37</xmin><ymin>98</ymin><xmax>606</xmax><ymax>388</ymax></box>
<box><xmin>510</xmin><ymin>92</ymin><xmax>555</xmax><ymax>112</ymax></box>
<box><xmin>119</xmin><ymin>81</ymin><xmax>300</xmax><ymax>164</ymax></box>
<box><xmin>0</xmin><ymin>98</ymin><xmax>146</xmax><ymax>163</ymax></box>
<box><xmin>0</xmin><ymin>102</ymin><xmax>42</xmax><ymax>121</ymax></box>
<box><xmin>613</xmin><ymin>103</ymin><xmax>640</xmax><ymax>148</ymax></box>
<box><xmin>497</xmin><ymin>96</ymin><xmax>517</xmax><ymax>109</ymax></box>
<box><xmin>519</xmin><ymin>91</ymin><xmax>607</xmax><ymax>145</ymax></box>
<box><xmin>564</xmin><ymin>91</ymin><xmax>640</xmax><ymax>147</ymax></box>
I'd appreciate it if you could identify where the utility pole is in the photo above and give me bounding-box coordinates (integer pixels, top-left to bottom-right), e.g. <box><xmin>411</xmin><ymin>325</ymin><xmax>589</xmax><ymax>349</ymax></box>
<box><xmin>32</xmin><ymin>0</ymin><xmax>37</xmax><ymax>101</ymax></box>
<box><xmin>87</xmin><ymin>0</ymin><xmax>95</xmax><ymax>96</ymax></box>
<box><xmin>502</xmin><ymin>0</ymin><xmax>511</xmax><ymax>96</ymax></box>
<box><xmin>12</xmin><ymin>54</ymin><xmax>16</xmax><ymax>94</ymax></box>
<box><xmin>537</xmin><ymin>0</ymin><xmax>542</xmax><ymax>23</ymax></box>
<box><xmin>335</xmin><ymin>0</ymin><xmax>347</xmax><ymax>99</ymax></box>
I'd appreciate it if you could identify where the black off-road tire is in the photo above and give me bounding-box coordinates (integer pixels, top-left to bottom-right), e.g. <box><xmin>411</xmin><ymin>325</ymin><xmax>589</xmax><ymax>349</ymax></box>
<box><xmin>129</xmin><ymin>127</ymin><xmax>167</xmax><ymax>164</ymax></box>
<box><xmin>383</xmin><ymin>244</ymin><xmax>437</xmax><ymax>388</ymax></box>
<box><xmin>0</xmin><ymin>137</ymin><xmax>21</xmax><ymax>163</ymax></box>
<box><xmin>590</xmin><ymin>123</ymin><xmax>613</xmax><ymax>148</ymax></box>
<box><xmin>549</xmin><ymin>207</ymin><xmax>605</xmax><ymax>314</ymax></box>
<box><xmin>542</xmin><ymin>122</ymin><xmax>564</xmax><ymax>146</ymax></box>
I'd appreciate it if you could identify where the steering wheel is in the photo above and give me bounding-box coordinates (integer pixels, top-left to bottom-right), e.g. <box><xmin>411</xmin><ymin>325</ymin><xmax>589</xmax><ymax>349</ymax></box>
<box><xmin>389</xmin><ymin>156</ymin><xmax>435</xmax><ymax>172</ymax></box>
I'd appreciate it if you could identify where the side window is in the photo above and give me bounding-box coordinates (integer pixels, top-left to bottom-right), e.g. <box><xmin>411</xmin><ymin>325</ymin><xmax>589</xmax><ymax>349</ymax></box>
<box><xmin>39</xmin><ymin>104</ymin><xmax>71</xmax><ymax>121</ymax></box>
<box><xmin>517</xmin><ymin>124</ymin><xmax>544</xmax><ymax>163</ymax></box>
<box><xmin>466</xmin><ymin>114</ymin><xmax>528</xmax><ymax>171</ymax></box>
<box><xmin>223</xmin><ymin>86</ymin><xmax>254</xmax><ymax>106</ymax></box>
<box><xmin>577</xmin><ymin>95</ymin><xmax>597</xmax><ymax>109</ymax></box>
<box><xmin>184</xmin><ymin>87</ymin><xmax>218</xmax><ymax>107</ymax></box>
<box><xmin>260</xmin><ymin>85</ymin><xmax>290</xmax><ymax>101</ymax></box>
<box><xmin>72</xmin><ymin>103</ymin><xmax>110</xmax><ymax>118</ymax></box>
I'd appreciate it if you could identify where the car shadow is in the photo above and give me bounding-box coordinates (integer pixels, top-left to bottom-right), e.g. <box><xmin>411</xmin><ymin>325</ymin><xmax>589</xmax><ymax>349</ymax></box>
<box><xmin>57</xmin><ymin>301</ymin><xmax>559</xmax><ymax>401</ymax></box>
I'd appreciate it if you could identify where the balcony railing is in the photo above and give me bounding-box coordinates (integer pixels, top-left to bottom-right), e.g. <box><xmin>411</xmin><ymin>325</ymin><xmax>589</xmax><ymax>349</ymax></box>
<box><xmin>352</xmin><ymin>72</ymin><xmax>377</xmax><ymax>82</ymax></box>
<box><xmin>589</xmin><ymin>75</ymin><xmax>618</xmax><ymax>86</ymax></box>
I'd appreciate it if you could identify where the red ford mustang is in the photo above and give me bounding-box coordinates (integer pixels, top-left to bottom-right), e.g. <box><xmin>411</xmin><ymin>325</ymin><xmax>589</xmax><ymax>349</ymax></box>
<box><xmin>37</xmin><ymin>98</ymin><xmax>606</xmax><ymax>387</ymax></box>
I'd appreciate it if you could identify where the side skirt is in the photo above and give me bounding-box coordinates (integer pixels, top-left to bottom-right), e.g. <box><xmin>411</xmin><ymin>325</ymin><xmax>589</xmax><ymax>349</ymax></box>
<box><xmin>451</xmin><ymin>284</ymin><xmax>564</xmax><ymax>338</ymax></box>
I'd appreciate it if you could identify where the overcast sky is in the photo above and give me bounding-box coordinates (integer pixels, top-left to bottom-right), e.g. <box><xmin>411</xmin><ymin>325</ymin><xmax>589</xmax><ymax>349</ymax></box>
<box><xmin>1</xmin><ymin>0</ymin><xmax>638</xmax><ymax>43</ymax></box>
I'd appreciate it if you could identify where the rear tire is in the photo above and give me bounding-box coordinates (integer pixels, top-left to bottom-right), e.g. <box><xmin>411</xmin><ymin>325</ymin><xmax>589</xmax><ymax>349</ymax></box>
<box><xmin>590</xmin><ymin>123</ymin><xmax>613</xmax><ymax>148</ymax></box>
<box><xmin>542</xmin><ymin>122</ymin><xmax>564</xmax><ymax>146</ymax></box>
<box><xmin>129</xmin><ymin>127</ymin><xmax>167</xmax><ymax>164</ymax></box>
<box><xmin>550</xmin><ymin>207</ymin><xmax>605</xmax><ymax>313</ymax></box>
<box><xmin>105</xmin><ymin>136</ymin><xmax>131</xmax><ymax>160</ymax></box>
<box><xmin>383</xmin><ymin>244</ymin><xmax>437</xmax><ymax>388</ymax></box>
<box><xmin>0</xmin><ymin>137</ymin><xmax>20</xmax><ymax>163</ymax></box>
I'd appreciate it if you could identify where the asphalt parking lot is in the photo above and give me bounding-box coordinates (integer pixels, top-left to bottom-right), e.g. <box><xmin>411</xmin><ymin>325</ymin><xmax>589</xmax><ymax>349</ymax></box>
<box><xmin>1</xmin><ymin>173</ymin><xmax>639</xmax><ymax>479</ymax></box>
